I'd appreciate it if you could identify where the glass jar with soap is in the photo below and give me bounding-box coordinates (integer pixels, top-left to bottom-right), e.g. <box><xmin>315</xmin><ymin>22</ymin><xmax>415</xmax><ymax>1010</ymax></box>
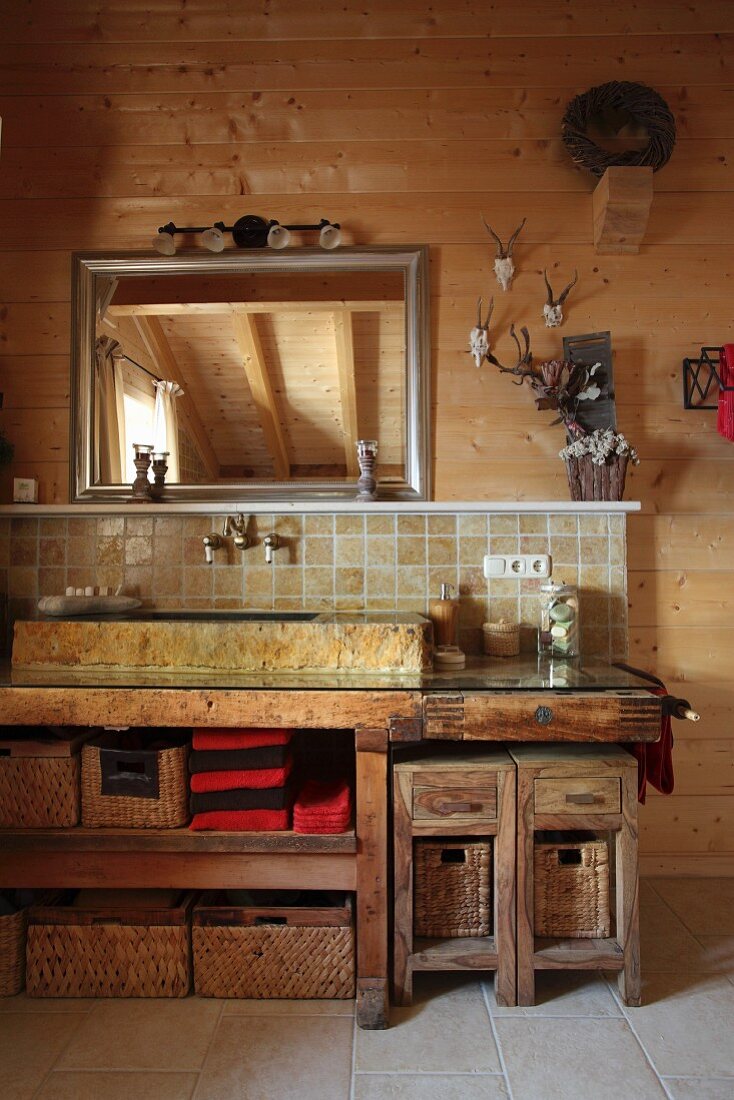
<box><xmin>539</xmin><ymin>581</ymin><xmax>580</xmax><ymax>658</ymax></box>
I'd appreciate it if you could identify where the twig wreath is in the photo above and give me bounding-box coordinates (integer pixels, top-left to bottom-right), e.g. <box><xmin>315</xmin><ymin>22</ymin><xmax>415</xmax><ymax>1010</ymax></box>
<box><xmin>561</xmin><ymin>81</ymin><xmax>676</xmax><ymax>178</ymax></box>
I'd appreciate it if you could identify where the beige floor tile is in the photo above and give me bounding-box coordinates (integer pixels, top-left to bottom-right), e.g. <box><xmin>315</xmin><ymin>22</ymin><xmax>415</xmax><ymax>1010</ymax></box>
<box><xmin>485</xmin><ymin>971</ymin><xmax>622</xmax><ymax>1016</ymax></box>
<box><xmin>693</xmin><ymin>936</ymin><xmax>734</xmax><ymax>980</ymax></box>
<box><xmin>640</xmin><ymin>896</ymin><xmax>708</xmax><ymax>972</ymax></box>
<box><xmin>663</xmin><ymin>1078</ymin><xmax>734</xmax><ymax>1100</ymax></box>
<box><xmin>649</xmin><ymin>878</ymin><xmax>734</xmax><ymax>934</ymax></box>
<box><xmin>620</xmin><ymin>972</ymin><xmax>734</xmax><ymax>1077</ymax></box>
<box><xmin>0</xmin><ymin>992</ymin><xmax>95</xmax><ymax>1013</ymax></box>
<box><xmin>195</xmin><ymin>1015</ymin><xmax>353</xmax><ymax>1100</ymax></box>
<box><xmin>0</xmin><ymin>1011</ymin><xmax>85</xmax><ymax>1100</ymax></box>
<box><xmin>223</xmin><ymin>997</ymin><xmax>354</xmax><ymax>1016</ymax></box>
<box><xmin>36</xmin><ymin>1070</ymin><xmax>198</xmax><ymax>1099</ymax></box>
<box><xmin>355</xmin><ymin>974</ymin><xmax>500</xmax><ymax>1074</ymax></box>
<box><xmin>353</xmin><ymin>1074</ymin><xmax>509</xmax><ymax>1099</ymax></box>
<box><xmin>58</xmin><ymin>998</ymin><xmax>222</xmax><ymax>1071</ymax></box>
<box><xmin>495</xmin><ymin>1018</ymin><xmax>667</xmax><ymax>1099</ymax></box>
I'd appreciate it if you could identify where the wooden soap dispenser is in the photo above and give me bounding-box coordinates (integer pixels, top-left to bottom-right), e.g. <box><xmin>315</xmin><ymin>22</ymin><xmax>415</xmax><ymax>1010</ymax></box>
<box><xmin>429</xmin><ymin>582</ymin><xmax>465</xmax><ymax>669</ymax></box>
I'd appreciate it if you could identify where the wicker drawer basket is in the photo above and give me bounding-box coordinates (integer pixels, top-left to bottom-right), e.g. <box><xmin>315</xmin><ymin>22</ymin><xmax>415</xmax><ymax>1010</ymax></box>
<box><xmin>0</xmin><ymin>728</ymin><xmax>91</xmax><ymax>828</ymax></box>
<box><xmin>0</xmin><ymin>907</ymin><xmax>27</xmax><ymax>996</ymax></box>
<box><xmin>414</xmin><ymin>840</ymin><xmax>491</xmax><ymax>939</ymax></box>
<box><xmin>26</xmin><ymin>890</ymin><xmax>195</xmax><ymax>998</ymax></box>
<box><xmin>534</xmin><ymin>838</ymin><xmax>610</xmax><ymax>939</ymax></box>
<box><xmin>193</xmin><ymin>892</ymin><xmax>355</xmax><ymax>999</ymax></box>
<box><xmin>81</xmin><ymin>731</ymin><xmax>189</xmax><ymax>829</ymax></box>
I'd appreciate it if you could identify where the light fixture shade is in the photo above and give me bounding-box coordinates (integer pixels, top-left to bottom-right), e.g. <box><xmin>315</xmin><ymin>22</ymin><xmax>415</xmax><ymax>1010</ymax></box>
<box><xmin>319</xmin><ymin>223</ymin><xmax>341</xmax><ymax>249</ymax></box>
<box><xmin>267</xmin><ymin>224</ymin><xmax>291</xmax><ymax>249</ymax></box>
<box><xmin>202</xmin><ymin>226</ymin><xmax>225</xmax><ymax>252</ymax></box>
<box><xmin>153</xmin><ymin>231</ymin><xmax>176</xmax><ymax>256</ymax></box>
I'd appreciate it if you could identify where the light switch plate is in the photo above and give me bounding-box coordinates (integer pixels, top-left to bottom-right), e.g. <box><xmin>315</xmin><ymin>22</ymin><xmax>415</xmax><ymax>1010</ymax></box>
<box><xmin>483</xmin><ymin>554</ymin><xmax>552</xmax><ymax>579</ymax></box>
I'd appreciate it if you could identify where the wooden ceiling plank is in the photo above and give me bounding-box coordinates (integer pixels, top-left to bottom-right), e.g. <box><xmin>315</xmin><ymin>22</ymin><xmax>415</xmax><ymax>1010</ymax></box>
<box><xmin>108</xmin><ymin>301</ymin><xmax>402</xmax><ymax>316</ymax></box>
<box><xmin>333</xmin><ymin>310</ymin><xmax>360</xmax><ymax>478</ymax></box>
<box><xmin>232</xmin><ymin>311</ymin><xmax>290</xmax><ymax>480</ymax></box>
<box><xmin>134</xmin><ymin>314</ymin><xmax>220</xmax><ymax>481</ymax></box>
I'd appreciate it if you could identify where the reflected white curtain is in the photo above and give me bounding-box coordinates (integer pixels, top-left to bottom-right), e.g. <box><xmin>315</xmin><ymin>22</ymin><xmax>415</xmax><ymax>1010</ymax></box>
<box><xmin>94</xmin><ymin>336</ymin><xmax>126</xmax><ymax>483</ymax></box>
<box><xmin>152</xmin><ymin>380</ymin><xmax>184</xmax><ymax>482</ymax></box>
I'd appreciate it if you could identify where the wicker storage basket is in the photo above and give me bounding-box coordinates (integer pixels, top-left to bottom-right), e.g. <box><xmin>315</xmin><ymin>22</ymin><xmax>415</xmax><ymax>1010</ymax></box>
<box><xmin>26</xmin><ymin>891</ymin><xmax>195</xmax><ymax>998</ymax></box>
<box><xmin>0</xmin><ymin>756</ymin><xmax>80</xmax><ymax>828</ymax></box>
<box><xmin>193</xmin><ymin>892</ymin><xmax>355</xmax><ymax>999</ymax></box>
<box><xmin>0</xmin><ymin>906</ymin><xmax>27</xmax><ymax>996</ymax></box>
<box><xmin>414</xmin><ymin>840</ymin><xmax>491</xmax><ymax>938</ymax></box>
<box><xmin>81</xmin><ymin>732</ymin><xmax>189</xmax><ymax>829</ymax></box>
<box><xmin>534</xmin><ymin>838</ymin><xmax>610</xmax><ymax>938</ymax></box>
<box><xmin>482</xmin><ymin>620</ymin><xmax>520</xmax><ymax>657</ymax></box>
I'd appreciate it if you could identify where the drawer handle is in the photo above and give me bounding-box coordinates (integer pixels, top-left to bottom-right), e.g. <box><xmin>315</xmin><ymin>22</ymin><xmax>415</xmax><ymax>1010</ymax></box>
<box><xmin>565</xmin><ymin>792</ymin><xmax>597</xmax><ymax>805</ymax></box>
<box><xmin>437</xmin><ymin>800</ymin><xmax>476</xmax><ymax>815</ymax></box>
<box><xmin>535</xmin><ymin>706</ymin><xmax>553</xmax><ymax>725</ymax></box>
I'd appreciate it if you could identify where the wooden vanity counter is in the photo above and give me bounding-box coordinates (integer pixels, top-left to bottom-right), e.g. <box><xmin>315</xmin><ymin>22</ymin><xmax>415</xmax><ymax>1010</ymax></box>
<box><xmin>0</xmin><ymin>657</ymin><xmax>661</xmax><ymax>1028</ymax></box>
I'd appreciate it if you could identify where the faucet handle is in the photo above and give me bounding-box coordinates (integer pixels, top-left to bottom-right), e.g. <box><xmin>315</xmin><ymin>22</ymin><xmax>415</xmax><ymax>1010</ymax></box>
<box><xmin>263</xmin><ymin>532</ymin><xmax>281</xmax><ymax>564</ymax></box>
<box><xmin>202</xmin><ymin>533</ymin><xmax>222</xmax><ymax>565</ymax></box>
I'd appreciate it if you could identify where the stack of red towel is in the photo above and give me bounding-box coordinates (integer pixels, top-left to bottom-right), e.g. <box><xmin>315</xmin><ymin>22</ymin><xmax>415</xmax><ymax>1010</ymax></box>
<box><xmin>293</xmin><ymin>778</ymin><xmax>352</xmax><ymax>834</ymax></box>
<box><xmin>189</xmin><ymin>729</ymin><xmax>293</xmax><ymax>831</ymax></box>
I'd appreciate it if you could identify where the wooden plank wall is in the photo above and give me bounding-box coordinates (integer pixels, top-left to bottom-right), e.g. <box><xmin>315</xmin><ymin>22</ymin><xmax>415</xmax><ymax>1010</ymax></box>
<box><xmin>0</xmin><ymin>0</ymin><xmax>733</xmax><ymax>874</ymax></box>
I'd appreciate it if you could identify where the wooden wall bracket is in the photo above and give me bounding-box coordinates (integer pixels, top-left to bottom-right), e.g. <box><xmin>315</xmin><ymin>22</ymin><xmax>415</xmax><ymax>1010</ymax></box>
<box><xmin>593</xmin><ymin>166</ymin><xmax>653</xmax><ymax>254</ymax></box>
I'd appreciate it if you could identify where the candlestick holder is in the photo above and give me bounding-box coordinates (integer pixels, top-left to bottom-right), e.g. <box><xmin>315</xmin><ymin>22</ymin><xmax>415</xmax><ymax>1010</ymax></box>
<box><xmin>131</xmin><ymin>443</ymin><xmax>153</xmax><ymax>502</ymax></box>
<box><xmin>150</xmin><ymin>451</ymin><xmax>169</xmax><ymax>500</ymax></box>
<box><xmin>356</xmin><ymin>439</ymin><xmax>379</xmax><ymax>501</ymax></box>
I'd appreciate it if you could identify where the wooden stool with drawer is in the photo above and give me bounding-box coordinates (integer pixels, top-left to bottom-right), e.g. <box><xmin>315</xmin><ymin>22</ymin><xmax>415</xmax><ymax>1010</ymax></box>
<box><xmin>509</xmin><ymin>744</ymin><xmax>640</xmax><ymax>1007</ymax></box>
<box><xmin>393</xmin><ymin>749</ymin><xmax>516</xmax><ymax>1007</ymax></box>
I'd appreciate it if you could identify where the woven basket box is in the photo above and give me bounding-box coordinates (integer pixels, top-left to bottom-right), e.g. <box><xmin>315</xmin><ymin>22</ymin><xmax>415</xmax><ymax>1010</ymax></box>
<box><xmin>193</xmin><ymin>892</ymin><xmax>355</xmax><ymax>999</ymax></box>
<box><xmin>0</xmin><ymin>727</ymin><xmax>92</xmax><ymax>828</ymax></box>
<box><xmin>26</xmin><ymin>890</ymin><xmax>195</xmax><ymax>998</ymax></box>
<box><xmin>414</xmin><ymin>840</ymin><xmax>492</xmax><ymax>939</ymax></box>
<box><xmin>0</xmin><ymin>907</ymin><xmax>27</xmax><ymax>996</ymax></box>
<box><xmin>534</xmin><ymin>838</ymin><xmax>610</xmax><ymax>939</ymax></box>
<box><xmin>81</xmin><ymin>731</ymin><xmax>189</xmax><ymax>829</ymax></box>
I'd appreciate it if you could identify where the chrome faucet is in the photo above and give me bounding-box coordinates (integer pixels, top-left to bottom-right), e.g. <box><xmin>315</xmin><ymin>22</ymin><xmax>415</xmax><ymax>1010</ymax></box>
<box><xmin>263</xmin><ymin>533</ymin><xmax>281</xmax><ymax>564</ymax></box>
<box><xmin>230</xmin><ymin>513</ymin><xmax>251</xmax><ymax>552</ymax></box>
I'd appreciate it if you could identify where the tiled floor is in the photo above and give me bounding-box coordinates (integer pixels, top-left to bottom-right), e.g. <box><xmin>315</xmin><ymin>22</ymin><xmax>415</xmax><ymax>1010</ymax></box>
<box><xmin>2</xmin><ymin>878</ymin><xmax>733</xmax><ymax>1099</ymax></box>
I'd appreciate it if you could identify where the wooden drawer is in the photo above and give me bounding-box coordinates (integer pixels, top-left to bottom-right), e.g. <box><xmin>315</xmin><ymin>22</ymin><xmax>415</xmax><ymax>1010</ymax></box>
<box><xmin>534</xmin><ymin>777</ymin><xmax>621</xmax><ymax>815</ymax></box>
<box><xmin>413</xmin><ymin>785</ymin><xmax>497</xmax><ymax>822</ymax></box>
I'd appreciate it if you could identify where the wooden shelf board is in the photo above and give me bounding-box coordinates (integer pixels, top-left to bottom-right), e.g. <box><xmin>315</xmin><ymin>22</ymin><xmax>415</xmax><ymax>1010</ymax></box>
<box><xmin>411</xmin><ymin>935</ymin><xmax>498</xmax><ymax>971</ymax></box>
<box><xmin>534</xmin><ymin>936</ymin><xmax>624</xmax><ymax>970</ymax></box>
<box><xmin>0</xmin><ymin>826</ymin><xmax>357</xmax><ymax>855</ymax></box>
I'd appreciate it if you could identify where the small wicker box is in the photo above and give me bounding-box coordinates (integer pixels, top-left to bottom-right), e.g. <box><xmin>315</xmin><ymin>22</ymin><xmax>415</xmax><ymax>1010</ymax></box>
<box><xmin>482</xmin><ymin>620</ymin><xmax>520</xmax><ymax>658</ymax></box>
<box><xmin>414</xmin><ymin>840</ymin><xmax>491</xmax><ymax>939</ymax></box>
<box><xmin>81</xmin><ymin>732</ymin><xmax>189</xmax><ymax>829</ymax></box>
<box><xmin>534</xmin><ymin>839</ymin><xmax>610</xmax><ymax>939</ymax></box>
<box><xmin>193</xmin><ymin>892</ymin><xmax>355</xmax><ymax>999</ymax></box>
<box><xmin>0</xmin><ymin>727</ymin><xmax>90</xmax><ymax>828</ymax></box>
<box><xmin>0</xmin><ymin>907</ymin><xmax>27</xmax><ymax>996</ymax></box>
<box><xmin>26</xmin><ymin>891</ymin><xmax>195</xmax><ymax>998</ymax></box>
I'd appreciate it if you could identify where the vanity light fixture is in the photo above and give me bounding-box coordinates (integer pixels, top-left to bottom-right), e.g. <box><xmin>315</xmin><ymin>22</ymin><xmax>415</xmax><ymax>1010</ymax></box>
<box><xmin>152</xmin><ymin>215</ymin><xmax>341</xmax><ymax>254</ymax></box>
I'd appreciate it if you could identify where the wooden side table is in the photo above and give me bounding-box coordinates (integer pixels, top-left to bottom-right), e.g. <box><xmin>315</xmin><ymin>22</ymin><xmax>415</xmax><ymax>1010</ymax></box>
<box><xmin>509</xmin><ymin>743</ymin><xmax>640</xmax><ymax>1007</ymax></box>
<box><xmin>393</xmin><ymin>749</ymin><xmax>516</xmax><ymax>1007</ymax></box>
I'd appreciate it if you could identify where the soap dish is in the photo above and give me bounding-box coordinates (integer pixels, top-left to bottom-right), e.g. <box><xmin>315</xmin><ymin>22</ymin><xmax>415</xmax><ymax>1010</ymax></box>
<box><xmin>38</xmin><ymin>595</ymin><xmax>142</xmax><ymax>617</ymax></box>
<box><xmin>433</xmin><ymin>644</ymin><xmax>466</xmax><ymax>670</ymax></box>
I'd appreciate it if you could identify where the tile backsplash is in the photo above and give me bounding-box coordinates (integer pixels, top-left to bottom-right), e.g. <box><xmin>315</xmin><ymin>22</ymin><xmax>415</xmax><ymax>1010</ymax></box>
<box><xmin>0</xmin><ymin>511</ymin><xmax>627</xmax><ymax>658</ymax></box>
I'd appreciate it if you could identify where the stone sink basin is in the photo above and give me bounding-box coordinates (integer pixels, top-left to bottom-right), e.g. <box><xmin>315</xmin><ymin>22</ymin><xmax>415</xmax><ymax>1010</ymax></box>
<box><xmin>12</xmin><ymin>611</ymin><xmax>433</xmax><ymax>674</ymax></box>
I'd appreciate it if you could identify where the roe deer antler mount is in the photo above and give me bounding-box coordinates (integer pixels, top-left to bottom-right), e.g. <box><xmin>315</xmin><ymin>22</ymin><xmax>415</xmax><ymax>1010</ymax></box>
<box><xmin>469</xmin><ymin>296</ymin><xmax>494</xmax><ymax>367</ymax></box>
<box><xmin>543</xmin><ymin>268</ymin><xmax>578</xmax><ymax>327</ymax></box>
<box><xmin>482</xmin><ymin>216</ymin><xmax>526</xmax><ymax>292</ymax></box>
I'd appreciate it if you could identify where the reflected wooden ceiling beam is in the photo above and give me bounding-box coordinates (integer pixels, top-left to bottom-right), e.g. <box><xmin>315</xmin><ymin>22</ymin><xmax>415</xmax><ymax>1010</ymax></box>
<box><xmin>134</xmin><ymin>315</ymin><xmax>220</xmax><ymax>482</ymax></box>
<box><xmin>333</xmin><ymin>311</ymin><xmax>360</xmax><ymax>478</ymax></box>
<box><xmin>108</xmin><ymin>301</ymin><xmax>402</xmax><ymax>316</ymax></box>
<box><xmin>232</xmin><ymin>312</ymin><xmax>290</xmax><ymax>481</ymax></box>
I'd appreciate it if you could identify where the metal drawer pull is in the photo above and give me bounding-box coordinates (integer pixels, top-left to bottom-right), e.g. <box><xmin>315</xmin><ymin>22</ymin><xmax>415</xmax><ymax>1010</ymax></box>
<box><xmin>437</xmin><ymin>800</ymin><xmax>476</xmax><ymax>815</ymax></box>
<box><xmin>565</xmin><ymin>792</ymin><xmax>597</xmax><ymax>804</ymax></box>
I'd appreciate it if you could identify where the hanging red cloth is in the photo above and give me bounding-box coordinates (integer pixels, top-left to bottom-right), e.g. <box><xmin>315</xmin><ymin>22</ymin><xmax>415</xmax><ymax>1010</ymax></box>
<box><xmin>627</xmin><ymin>687</ymin><xmax>675</xmax><ymax>804</ymax></box>
<box><xmin>717</xmin><ymin>344</ymin><xmax>734</xmax><ymax>442</ymax></box>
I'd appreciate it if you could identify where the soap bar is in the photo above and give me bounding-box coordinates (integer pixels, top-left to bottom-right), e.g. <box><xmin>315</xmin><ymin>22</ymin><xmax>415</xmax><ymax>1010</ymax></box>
<box><xmin>549</xmin><ymin>603</ymin><xmax>574</xmax><ymax>623</ymax></box>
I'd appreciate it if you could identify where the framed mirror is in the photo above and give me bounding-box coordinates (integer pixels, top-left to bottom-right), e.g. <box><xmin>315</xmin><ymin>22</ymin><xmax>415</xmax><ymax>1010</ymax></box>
<box><xmin>70</xmin><ymin>247</ymin><xmax>430</xmax><ymax>502</ymax></box>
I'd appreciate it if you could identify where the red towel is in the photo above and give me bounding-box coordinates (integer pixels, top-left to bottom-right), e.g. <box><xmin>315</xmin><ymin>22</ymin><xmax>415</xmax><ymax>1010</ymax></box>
<box><xmin>628</xmin><ymin>687</ymin><xmax>675</xmax><ymax>804</ymax></box>
<box><xmin>192</xmin><ymin>729</ymin><xmax>292</xmax><ymax>750</ymax></box>
<box><xmin>190</xmin><ymin>807</ymin><xmax>291</xmax><ymax>831</ymax></box>
<box><xmin>717</xmin><ymin>344</ymin><xmax>734</xmax><ymax>442</ymax></box>
<box><xmin>293</xmin><ymin>778</ymin><xmax>352</xmax><ymax>834</ymax></box>
<box><xmin>190</xmin><ymin>759</ymin><xmax>293</xmax><ymax>793</ymax></box>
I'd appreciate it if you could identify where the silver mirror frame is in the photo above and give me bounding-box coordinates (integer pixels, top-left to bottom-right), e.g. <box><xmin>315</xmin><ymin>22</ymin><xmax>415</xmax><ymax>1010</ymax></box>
<box><xmin>70</xmin><ymin>246</ymin><xmax>431</xmax><ymax>502</ymax></box>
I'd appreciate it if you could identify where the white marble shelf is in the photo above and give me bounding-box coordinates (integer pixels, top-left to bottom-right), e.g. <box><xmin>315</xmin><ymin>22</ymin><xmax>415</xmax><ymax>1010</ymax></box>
<box><xmin>0</xmin><ymin>500</ymin><xmax>641</xmax><ymax>516</ymax></box>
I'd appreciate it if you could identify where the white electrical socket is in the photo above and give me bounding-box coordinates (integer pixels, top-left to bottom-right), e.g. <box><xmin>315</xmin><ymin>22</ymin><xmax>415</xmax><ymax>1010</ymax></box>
<box><xmin>483</xmin><ymin>554</ymin><xmax>552</xmax><ymax>579</ymax></box>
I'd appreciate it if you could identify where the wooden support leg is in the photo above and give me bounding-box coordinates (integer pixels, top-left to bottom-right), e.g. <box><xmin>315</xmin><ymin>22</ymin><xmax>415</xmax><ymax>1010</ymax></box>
<box><xmin>516</xmin><ymin>767</ymin><xmax>536</xmax><ymax>1006</ymax></box>
<box><xmin>356</xmin><ymin>727</ymin><xmax>389</xmax><ymax>1029</ymax></box>
<box><xmin>494</xmin><ymin>769</ymin><xmax>517</xmax><ymax>1007</ymax></box>
<box><xmin>617</xmin><ymin>769</ymin><xmax>642</xmax><ymax>1006</ymax></box>
<box><xmin>393</xmin><ymin>768</ymin><xmax>414</xmax><ymax>1006</ymax></box>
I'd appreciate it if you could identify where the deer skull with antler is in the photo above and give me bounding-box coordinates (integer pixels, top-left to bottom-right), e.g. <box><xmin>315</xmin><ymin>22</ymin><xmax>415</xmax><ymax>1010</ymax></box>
<box><xmin>543</xmin><ymin>269</ymin><xmax>578</xmax><ymax>328</ymax></box>
<box><xmin>482</xmin><ymin>216</ymin><xmax>526</xmax><ymax>292</ymax></box>
<box><xmin>469</xmin><ymin>296</ymin><xmax>494</xmax><ymax>368</ymax></box>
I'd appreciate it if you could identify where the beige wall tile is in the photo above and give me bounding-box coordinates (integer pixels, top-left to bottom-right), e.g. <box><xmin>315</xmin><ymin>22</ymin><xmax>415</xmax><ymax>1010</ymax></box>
<box><xmin>152</xmin><ymin>565</ymin><xmax>184</xmax><ymax>597</ymax></box>
<box><xmin>490</xmin><ymin>535</ymin><xmax>519</xmax><ymax>555</ymax></box>
<box><xmin>335</xmin><ymin>537</ymin><xmax>365</xmax><ymax>567</ymax></box>
<box><xmin>39</xmin><ymin>537</ymin><xmax>65</xmax><ymax>566</ymax></box>
<box><xmin>213</xmin><ymin>567</ymin><xmax>243</xmax><ymax>598</ymax></box>
<box><xmin>520</xmin><ymin>535</ymin><xmax>550</xmax><ymax>555</ymax></box>
<box><xmin>305</xmin><ymin>538</ymin><xmax>334</xmax><ymax>566</ymax></box>
<box><xmin>304</xmin><ymin>567</ymin><xmax>334</xmax><ymax>599</ymax></box>
<box><xmin>578</xmin><ymin>514</ymin><xmax>608</xmax><ymax>535</ymax></box>
<box><xmin>550</xmin><ymin>535</ymin><xmax>579</xmax><ymax>563</ymax></box>
<box><xmin>67</xmin><ymin>518</ymin><xmax>92</xmax><ymax>538</ymax></box>
<box><xmin>428</xmin><ymin>514</ymin><xmax>457</xmax><ymax>536</ymax></box>
<box><xmin>8</xmin><ymin>566</ymin><xmax>38</xmax><ymax>598</ymax></box>
<box><xmin>10</xmin><ymin>537</ymin><xmax>38</xmax><ymax>566</ymax></box>
<box><xmin>335</xmin><ymin>515</ymin><xmax>364</xmax><ymax>536</ymax></box>
<box><xmin>154</xmin><ymin>516</ymin><xmax>183</xmax><ymax>538</ymax></box>
<box><xmin>245</xmin><ymin>567</ymin><xmax>275</xmax><ymax>601</ymax></box>
<box><xmin>397</xmin><ymin>566</ymin><xmax>427</xmax><ymax>598</ymax></box>
<box><xmin>96</xmin><ymin>536</ymin><xmax>123</xmax><ymax>566</ymax></box>
<box><xmin>458</xmin><ymin>536</ymin><xmax>486</xmax><ymax>567</ymax></box>
<box><xmin>10</xmin><ymin>518</ymin><xmax>39</xmax><ymax>537</ymax></box>
<box><xmin>398</xmin><ymin>514</ymin><xmax>426</xmax><ymax>535</ymax></box>
<box><xmin>183</xmin><ymin>567</ymin><xmax>213</xmax><ymax>600</ymax></box>
<box><xmin>458</xmin><ymin>514</ymin><xmax>487</xmax><ymax>536</ymax></box>
<box><xmin>335</xmin><ymin>567</ymin><xmax>364</xmax><ymax>595</ymax></box>
<box><xmin>40</xmin><ymin>517</ymin><xmax>68</xmax><ymax>538</ymax></box>
<box><xmin>155</xmin><ymin>535</ymin><xmax>183</xmax><ymax>563</ymax></box>
<box><xmin>365</xmin><ymin>537</ymin><xmax>395</xmax><ymax>567</ymax></box>
<box><xmin>397</xmin><ymin>537</ymin><xmax>426</xmax><ymax>566</ymax></box>
<box><xmin>488</xmin><ymin>515</ymin><xmax>518</xmax><ymax>535</ymax></box>
<box><xmin>580</xmin><ymin>535</ymin><xmax>610</xmax><ymax>565</ymax></box>
<box><xmin>274</xmin><ymin>566</ymin><xmax>304</xmax><ymax>598</ymax></box>
<box><xmin>549</xmin><ymin>514</ymin><xmax>578</xmax><ymax>535</ymax></box>
<box><xmin>579</xmin><ymin>565</ymin><xmax>610</xmax><ymax>589</ymax></box>
<box><xmin>519</xmin><ymin>515</ymin><xmax>548</xmax><ymax>534</ymax></box>
<box><xmin>124</xmin><ymin>517</ymin><xmax>153</xmax><ymax>538</ymax></box>
<box><xmin>428</xmin><ymin>566</ymin><xmax>459</xmax><ymax>595</ymax></box>
<box><xmin>38</xmin><ymin>567</ymin><xmax>65</xmax><ymax>596</ymax></box>
<box><xmin>304</xmin><ymin>515</ymin><xmax>334</xmax><ymax>536</ymax></box>
<box><xmin>183</xmin><ymin>516</ymin><xmax>212</xmax><ymax>538</ymax></box>
<box><xmin>366</xmin><ymin>567</ymin><xmax>397</xmax><ymax>599</ymax></box>
<box><xmin>366</xmin><ymin>514</ymin><xmax>395</xmax><ymax>536</ymax></box>
<box><xmin>273</xmin><ymin>515</ymin><xmax>303</xmax><ymax>538</ymax></box>
<box><xmin>124</xmin><ymin>536</ymin><xmax>152</xmax><ymax>566</ymax></box>
<box><xmin>124</xmin><ymin>566</ymin><xmax>153</xmax><ymax>599</ymax></box>
<box><xmin>96</xmin><ymin>517</ymin><xmax>124</xmax><ymax>538</ymax></box>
